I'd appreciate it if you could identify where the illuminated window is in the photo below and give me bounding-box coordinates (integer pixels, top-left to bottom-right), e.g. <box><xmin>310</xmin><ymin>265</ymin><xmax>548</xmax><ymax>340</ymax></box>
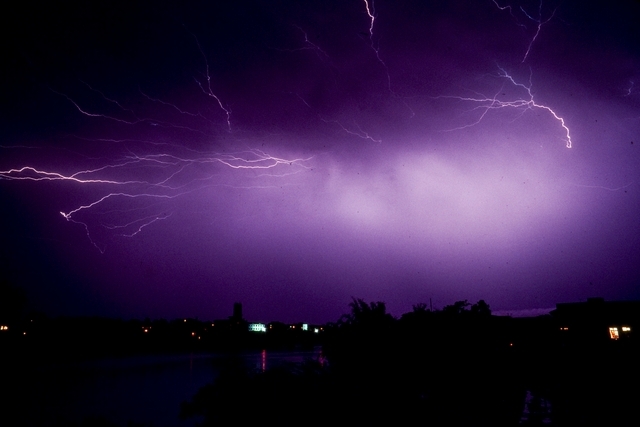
<box><xmin>302</xmin><ymin>324</ymin><xmax>308</xmax><ymax>331</ymax></box>
<box><xmin>0</xmin><ymin>325</ymin><xmax>8</xmax><ymax>331</ymax></box>
<box><xmin>314</xmin><ymin>328</ymin><xmax>319</xmax><ymax>333</ymax></box>
<box><xmin>609</xmin><ymin>327</ymin><xmax>619</xmax><ymax>340</ymax></box>
<box><xmin>622</xmin><ymin>326</ymin><xmax>631</xmax><ymax>332</ymax></box>
<box><xmin>560</xmin><ymin>327</ymin><xmax>569</xmax><ymax>331</ymax></box>
<box><xmin>249</xmin><ymin>323</ymin><xmax>267</xmax><ymax>332</ymax></box>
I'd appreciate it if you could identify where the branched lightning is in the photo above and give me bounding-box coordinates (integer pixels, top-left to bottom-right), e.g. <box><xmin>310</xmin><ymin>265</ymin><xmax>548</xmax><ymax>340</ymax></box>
<box><xmin>139</xmin><ymin>89</ymin><xmax>212</xmax><ymax>122</ymax></box>
<box><xmin>81</xmin><ymin>81</ymin><xmax>137</xmax><ymax>116</ymax></box>
<box><xmin>519</xmin><ymin>2</ymin><xmax>557</xmax><ymax>63</ymax></box>
<box><xmin>1</xmin><ymin>147</ymin><xmax>311</xmax><ymax>251</ymax></box>
<box><xmin>104</xmin><ymin>213</ymin><xmax>173</xmax><ymax>238</ymax></box>
<box><xmin>292</xmin><ymin>25</ymin><xmax>333</xmax><ymax>61</ymax></box>
<box><xmin>3</xmin><ymin>2</ymin><xmax>596</xmax><ymax>255</ymax></box>
<box><xmin>321</xmin><ymin>117</ymin><xmax>382</xmax><ymax>144</ymax></box>
<box><xmin>3</xmin><ymin>78</ymin><xmax>311</xmax><ymax>252</ymax></box>
<box><xmin>1</xmin><ymin>165</ymin><xmax>149</xmax><ymax>184</ymax></box>
<box><xmin>188</xmin><ymin>32</ymin><xmax>233</xmax><ymax>132</ymax></box>
<box><xmin>51</xmin><ymin>87</ymin><xmax>214</xmax><ymax>136</ymax></box>
<box><xmin>437</xmin><ymin>66</ymin><xmax>572</xmax><ymax>148</ymax></box>
<box><xmin>492</xmin><ymin>0</ymin><xmax>558</xmax><ymax>63</ymax></box>
<box><xmin>3</xmin><ymin>16</ymin><xmax>315</xmax><ymax>252</ymax></box>
<box><xmin>266</xmin><ymin>24</ymin><xmax>337</xmax><ymax>78</ymax></box>
<box><xmin>360</xmin><ymin>0</ymin><xmax>415</xmax><ymax>120</ymax></box>
<box><xmin>50</xmin><ymin>88</ymin><xmax>142</xmax><ymax>125</ymax></box>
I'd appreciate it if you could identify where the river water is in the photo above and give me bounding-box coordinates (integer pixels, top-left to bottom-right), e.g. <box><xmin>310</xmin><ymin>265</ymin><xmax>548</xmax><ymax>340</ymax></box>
<box><xmin>8</xmin><ymin>348</ymin><xmax>323</xmax><ymax>427</ymax></box>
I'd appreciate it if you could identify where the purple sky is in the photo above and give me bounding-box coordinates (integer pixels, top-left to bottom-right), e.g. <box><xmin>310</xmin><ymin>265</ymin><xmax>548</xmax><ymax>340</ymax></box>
<box><xmin>1</xmin><ymin>0</ymin><xmax>639</xmax><ymax>323</ymax></box>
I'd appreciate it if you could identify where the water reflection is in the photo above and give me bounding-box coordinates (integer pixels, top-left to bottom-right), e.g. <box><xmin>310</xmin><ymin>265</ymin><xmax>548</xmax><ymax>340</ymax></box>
<box><xmin>11</xmin><ymin>348</ymin><xmax>322</xmax><ymax>427</ymax></box>
<box><xmin>245</xmin><ymin>347</ymin><xmax>324</xmax><ymax>373</ymax></box>
<box><xmin>520</xmin><ymin>389</ymin><xmax>552</xmax><ymax>425</ymax></box>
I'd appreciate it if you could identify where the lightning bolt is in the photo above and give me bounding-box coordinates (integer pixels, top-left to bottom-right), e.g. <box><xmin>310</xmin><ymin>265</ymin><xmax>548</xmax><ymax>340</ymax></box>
<box><xmin>625</xmin><ymin>80</ymin><xmax>635</xmax><ymax>97</ymax></box>
<box><xmin>362</xmin><ymin>0</ymin><xmax>392</xmax><ymax>93</ymax></box>
<box><xmin>360</xmin><ymin>0</ymin><xmax>415</xmax><ymax>119</ymax></box>
<box><xmin>437</xmin><ymin>66</ymin><xmax>572</xmax><ymax>148</ymax></box>
<box><xmin>491</xmin><ymin>0</ymin><xmax>521</xmax><ymax>20</ymax></box>
<box><xmin>571</xmin><ymin>182</ymin><xmax>635</xmax><ymax>192</ymax></box>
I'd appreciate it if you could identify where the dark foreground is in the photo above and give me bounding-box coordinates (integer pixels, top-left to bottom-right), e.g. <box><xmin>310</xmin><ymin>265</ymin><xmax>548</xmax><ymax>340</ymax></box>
<box><xmin>181</xmin><ymin>300</ymin><xmax>640</xmax><ymax>426</ymax></box>
<box><xmin>3</xmin><ymin>299</ymin><xmax>639</xmax><ymax>426</ymax></box>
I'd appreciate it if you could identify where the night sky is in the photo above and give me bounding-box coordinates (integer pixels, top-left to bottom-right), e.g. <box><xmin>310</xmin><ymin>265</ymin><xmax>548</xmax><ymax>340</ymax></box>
<box><xmin>1</xmin><ymin>0</ymin><xmax>639</xmax><ymax>323</ymax></box>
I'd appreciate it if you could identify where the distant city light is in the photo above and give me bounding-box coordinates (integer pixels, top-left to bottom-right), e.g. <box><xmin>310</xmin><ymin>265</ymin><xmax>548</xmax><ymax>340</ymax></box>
<box><xmin>560</xmin><ymin>327</ymin><xmax>569</xmax><ymax>331</ymax></box>
<box><xmin>0</xmin><ymin>326</ymin><xmax>8</xmax><ymax>331</ymax></box>
<box><xmin>314</xmin><ymin>328</ymin><xmax>319</xmax><ymax>333</ymax></box>
<box><xmin>622</xmin><ymin>326</ymin><xmax>631</xmax><ymax>332</ymax></box>
<box><xmin>302</xmin><ymin>323</ymin><xmax>308</xmax><ymax>331</ymax></box>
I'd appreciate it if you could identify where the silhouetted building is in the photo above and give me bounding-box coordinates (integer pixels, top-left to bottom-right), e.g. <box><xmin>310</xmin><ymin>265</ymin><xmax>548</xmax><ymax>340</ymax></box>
<box><xmin>210</xmin><ymin>302</ymin><xmax>248</xmax><ymax>336</ymax></box>
<box><xmin>232</xmin><ymin>302</ymin><xmax>243</xmax><ymax>322</ymax></box>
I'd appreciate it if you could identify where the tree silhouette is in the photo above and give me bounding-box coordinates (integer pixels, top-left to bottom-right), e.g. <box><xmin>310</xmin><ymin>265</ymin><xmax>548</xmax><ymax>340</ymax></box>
<box><xmin>338</xmin><ymin>298</ymin><xmax>394</xmax><ymax>328</ymax></box>
<box><xmin>443</xmin><ymin>299</ymin><xmax>470</xmax><ymax>315</ymax></box>
<box><xmin>471</xmin><ymin>299</ymin><xmax>491</xmax><ymax>316</ymax></box>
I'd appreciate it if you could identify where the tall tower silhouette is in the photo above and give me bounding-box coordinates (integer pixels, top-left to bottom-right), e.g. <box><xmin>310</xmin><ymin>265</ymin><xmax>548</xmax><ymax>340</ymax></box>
<box><xmin>232</xmin><ymin>302</ymin><xmax>243</xmax><ymax>322</ymax></box>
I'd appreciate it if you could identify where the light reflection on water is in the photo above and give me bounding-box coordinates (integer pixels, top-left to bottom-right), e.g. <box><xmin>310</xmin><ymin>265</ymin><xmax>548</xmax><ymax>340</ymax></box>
<box><xmin>14</xmin><ymin>348</ymin><xmax>323</xmax><ymax>427</ymax></box>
